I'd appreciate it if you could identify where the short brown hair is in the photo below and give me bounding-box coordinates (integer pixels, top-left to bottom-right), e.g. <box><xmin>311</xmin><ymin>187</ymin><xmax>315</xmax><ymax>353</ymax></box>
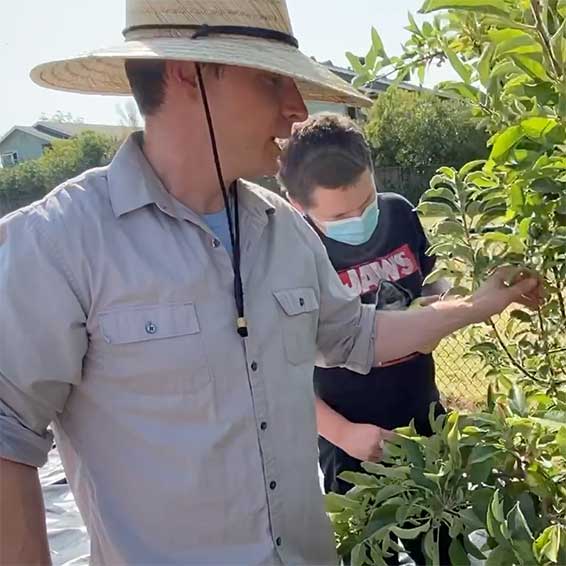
<box><xmin>125</xmin><ymin>59</ymin><xmax>167</xmax><ymax>117</ymax></box>
<box><xmin>278</xmin><ymin>113</ymin><xmax>373</xmax><ymax>207</ymax></box>
<box><xmin>125</xmin><ymin>60</ymin><xmax>225</xmax><ymax>117</ymax></box>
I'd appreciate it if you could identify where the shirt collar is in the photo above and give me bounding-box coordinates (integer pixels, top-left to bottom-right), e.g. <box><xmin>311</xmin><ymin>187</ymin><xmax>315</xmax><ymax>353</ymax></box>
<box><xmin>108</xmin><ymin>132</ymin><xmax>276</xmax><ymax>221</ymax></box>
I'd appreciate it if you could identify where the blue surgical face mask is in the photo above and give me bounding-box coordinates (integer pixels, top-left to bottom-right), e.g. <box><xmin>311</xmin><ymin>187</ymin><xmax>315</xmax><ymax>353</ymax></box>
<box><xmin>316</xmin><ymin>196</ymin><xmax>380</xmax><ymax>246</ymax></box>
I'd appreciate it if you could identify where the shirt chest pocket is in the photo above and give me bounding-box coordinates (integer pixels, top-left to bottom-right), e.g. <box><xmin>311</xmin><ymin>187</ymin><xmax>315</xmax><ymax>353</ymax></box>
<box><xmin>273</xmin><ymin>288</ymin><xmax>319</xmax><ymax>366</ymax></box>
<box><xmin>97</xmin><ymin>303</ymin><xmax>210</xmax><ymax>395</ymax></box>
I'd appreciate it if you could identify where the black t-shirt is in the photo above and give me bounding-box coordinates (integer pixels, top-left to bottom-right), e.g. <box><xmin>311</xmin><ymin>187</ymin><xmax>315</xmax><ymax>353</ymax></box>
<box><xmin>313</xmin><ymin>193</ymin><xmax>442</xmax><ymax>494</ymax></box>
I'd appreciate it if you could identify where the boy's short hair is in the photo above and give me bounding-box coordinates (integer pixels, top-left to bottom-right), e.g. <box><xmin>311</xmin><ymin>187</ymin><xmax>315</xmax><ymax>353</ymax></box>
<box><xmin>278</xmin><ymin>113</ymin><xmax>373</xmax><ymax>207</ymax></box>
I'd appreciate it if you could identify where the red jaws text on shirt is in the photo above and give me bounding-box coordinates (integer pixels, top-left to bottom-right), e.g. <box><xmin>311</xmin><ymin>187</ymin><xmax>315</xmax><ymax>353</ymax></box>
<box><xmin>338</xmin><ymin>244</ymin><xmax>420</xmax><ymax>296</ymax></box>
<box><xmin>337</xmin><ymin>244</ymin><xmax>421</xmax><ymax>368</ymax></box>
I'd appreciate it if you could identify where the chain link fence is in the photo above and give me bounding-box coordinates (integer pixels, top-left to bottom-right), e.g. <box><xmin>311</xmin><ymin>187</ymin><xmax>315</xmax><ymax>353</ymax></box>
<box><xmin>434</xmin><ymin>330</ymin><xmax>488</xmax><ymax>412</ymax></box>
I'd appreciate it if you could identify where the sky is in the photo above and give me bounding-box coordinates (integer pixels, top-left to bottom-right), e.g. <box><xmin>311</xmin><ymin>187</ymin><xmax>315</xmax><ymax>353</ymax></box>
<box><xmin>0</xmin><ymin>0</ymin><xmax>454</xmax><ymax>135</ymax></box>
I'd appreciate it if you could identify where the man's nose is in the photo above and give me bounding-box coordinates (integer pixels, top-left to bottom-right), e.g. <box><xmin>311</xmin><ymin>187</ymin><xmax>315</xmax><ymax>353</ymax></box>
<box><xmin>282</xmin><ymin>81</ymin><xmax>308</xmax><ymax>124</ymax></box>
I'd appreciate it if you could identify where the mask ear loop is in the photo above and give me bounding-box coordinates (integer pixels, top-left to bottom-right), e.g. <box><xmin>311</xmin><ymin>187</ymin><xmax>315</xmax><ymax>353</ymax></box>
<box><xmin>196</xmin><ymin>63</ymin><xmax>248</xmax><ymax>338</ymax></box>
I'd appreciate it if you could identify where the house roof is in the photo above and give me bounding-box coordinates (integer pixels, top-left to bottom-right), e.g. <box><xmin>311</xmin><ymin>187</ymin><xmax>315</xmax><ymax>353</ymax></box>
<box><xmin>321</xmin><ymin>61</ymin><xmax>442</xmax><ymax>98</ymax></box>
<box><xmin>34</xmin><ymin>121</ymin><xmax>137</xmax><ymax>139</ymax></box>
<box><xmin>0</xmin><ymin>125</ymin><xmax>58</xmax><ymax>147</ymax></box>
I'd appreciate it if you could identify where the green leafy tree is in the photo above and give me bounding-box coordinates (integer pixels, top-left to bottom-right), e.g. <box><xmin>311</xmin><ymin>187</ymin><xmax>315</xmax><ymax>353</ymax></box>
<box><xmin>366</xmin><ymin>89</ymin><xmax>489</xmax><ymax>170</ymax></box>
<box><xmin>331</xmin><ymin>1</ymin><xmax>566</xmax><ymax>564</ymax></box>
<box><xmin>0</xmin><ymin>131</ymin><xmax>120</xmax><ymax>210</ymax></box>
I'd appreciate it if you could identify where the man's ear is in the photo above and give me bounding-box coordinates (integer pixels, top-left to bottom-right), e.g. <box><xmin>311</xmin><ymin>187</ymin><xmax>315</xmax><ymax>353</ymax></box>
<box><xmin>165</xmin><ymin>61</ymin><xmax>200</xmax><ymax>99</ymax></box>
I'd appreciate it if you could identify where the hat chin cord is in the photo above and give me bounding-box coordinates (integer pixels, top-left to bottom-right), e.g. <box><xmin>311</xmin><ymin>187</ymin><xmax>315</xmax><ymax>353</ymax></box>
<box><xmin>195</xmin><ymin>63</ymin><xmax>248</xmax><ymax>338</ymax></box>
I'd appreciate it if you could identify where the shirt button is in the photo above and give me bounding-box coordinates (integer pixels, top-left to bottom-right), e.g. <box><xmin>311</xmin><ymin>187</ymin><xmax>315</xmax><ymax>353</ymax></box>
<box><xmin>276</xmin><ymin>537</ymin><xmax>282</xmax><ymax>547</ymax></box>
<box><xmin>211</xmin><ymin>238</ymin><xmax>221</xmax><ymax>248</ymax></box>
<box><xmin>251</xmin><ymin>361</ymin><xmax>258</xmax><ymax>372</ymax></box>
<box><xmin>269</xmin><ymin>481</ymin><xmax>277</xmax><ymax>490</ymax></box>
<box><xmin>299</xmin><ymin>297</ymin><xmax>305</xmax><ymax>307</ymax></box>
<box><xmin>260</xmin><ymin>422</ymin><xmax>267</xmax><ymax>431</ymax></box>
<box><xmin>145</xmin><ymin>321</ymin><xmax>158</xmax><ymax>335</ymax></box>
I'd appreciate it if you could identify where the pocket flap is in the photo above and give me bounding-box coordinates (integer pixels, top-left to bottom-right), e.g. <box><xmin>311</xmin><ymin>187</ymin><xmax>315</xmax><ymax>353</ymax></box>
<box><xmin>99</xmin><ymin>303</ymin><xmax>200</xmax><ymax>345</ymax></box>
<box><xmin>273</xmin><ymin>288</ymin><xmax>319</xmax><ymax>316</ymax></box>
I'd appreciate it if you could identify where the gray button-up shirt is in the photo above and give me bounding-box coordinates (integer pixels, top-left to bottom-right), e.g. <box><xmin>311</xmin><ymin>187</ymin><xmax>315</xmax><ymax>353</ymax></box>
<box><xmin>0</xmin><ymin>134</ymin><xmax>376</xmax><ymax>565</ymax></box>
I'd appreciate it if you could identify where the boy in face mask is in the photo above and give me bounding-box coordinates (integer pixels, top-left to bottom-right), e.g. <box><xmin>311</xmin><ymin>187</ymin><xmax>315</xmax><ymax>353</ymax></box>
<box><xmin>279</xmin><ymin>113</ymin><xmax>453</xmax><ymax>564</ymax></box>
<box><xmin>279</xmin><ymin>112</ymin><xmax>449</xmax><ymax>489</ymax></box>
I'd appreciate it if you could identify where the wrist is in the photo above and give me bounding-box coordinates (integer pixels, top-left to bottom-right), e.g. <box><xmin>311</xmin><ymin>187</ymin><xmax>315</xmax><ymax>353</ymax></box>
<box><xmin>430</xmin><ymin>295</ymin><xmax>481</xmax><ymax>325</ymax></box>
<box><xmin>334</xmin><ymin>419</ymin><xmax>354</xmax><ymax>451</ymax></box>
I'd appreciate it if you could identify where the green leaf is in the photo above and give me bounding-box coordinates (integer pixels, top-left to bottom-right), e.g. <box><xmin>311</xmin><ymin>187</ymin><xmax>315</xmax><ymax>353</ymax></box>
<box><xmin>416</xmin><ymin>201</ymin><xmax>456</xmax><ymax>218</ymax></box>
<box><xmin>490</xmin><ymin>125</ymin><xmax>524</xmax><ymax>162</ymax></box>
<box><xmin>449</xmin><ymin>538</ymin><xmax>471</xmax><ymax>566</ymax></box>
<box><xmin>478</xmin><ymin>43</ymin><xmax>495</xmax><ymax>87</ymax></box>
<box><xmin>423</xmin><ymin>267</ymin><xmax>454</xmax><ymax>286</ymax></box>
<box><xmin>471</xmin><ymin>487</ymin><xmax>495</xmax><ymax>522</ymax></box>
<box><xmin>509</xmin><ymin>234</ymin><xmax>525</xmax><ymax>253</ymax></box>
<box><xmin>398</xmin><ymin>436</ymin><xmax>425</xmax><ymax>468</ymax></box>
<box><xmin>362</xmin><ymin>504</ymin><xmax>401</xmax><ymax>539</ymax></box>
<box><xmin>435</xmin><ymin>220</ymin><xmax>466</xmax><ymax>237</ymax></box>
<box><xmin>463</xmin><ymin>534</ymin><xmax>487</xmax><ymax>560</ymax></box>
<box><xmin>468</xmin><ymin>444</ymin><xmax>500</xmax><ymax>465</ymax></box>
<box><xmin>511</xmin><ymin>54</ymin><xmax>550</xmax><ymax>81</ymax></box>
<box><xmin>509</xmin><ymin>183</ymin><xmax>524</xmax><ymax>211</ymax></box>
<box><xmin>507</xmin><ymin>502</ymin><xmax>534</xmax><ymax>542</ymax></box>
<box><xmin>509</xmin><ymin>309</ymin><xmax>531</xmax><ymax>323</ymax></box>
<box><xmin>325</xmin><ymin>492</ymin><xmax>361</xmax><ymax>513</ymax></box>
<box><xmin>534</xmin><ymin>525</ymin><xmax>562</xmax><ymax>563</ymax></box>
<box><xmin>371</xmin><ymin>27</ymin><xmax>385</xmax><ymax>56</ymax></box>
<box><xmin>485</xmin><ymin>544</ymin><xmax>516</xmax><ymax>566</ymax></box>
<box><xmin>372</xmin><ymin>485</ymin><xmax>408</xmax><ymax>506</ymax></box>
<box><xmin>407</xmin><ymin>11</ymin><xmax>421</xmax><ymax>34</ymax></box>
<box><xmin>422</xmin><ymin>185</ymin><xmax>457</xmax><ymax>202</ymax></box>
<box><xmin>446</xmin><ymin>413</ymin><xmax>462</xmax><ymax>467</ymax></box>
<box><xmin>350</xmin><ymin>543</ymin><xmax>368</xmax><ymax>566</ymax></box>
<box><xmin>409</xmin><ymin>468</ymin><xmax>440</xmax><ymax>493</ymax></box>
<box><xmin>418</xmin><ymin>63</ymin><xmax>426</xmax><ymax>84</ymax></box>
<box><xmin>518</xmin><ymin>218</ymin><xmax>531</xmax><ymax>239</ymax></box>
<box><xmin>521</xmin><ymin>116</ymin><xmax>559</xmax><ymax>140</ymax></box>
<box><xmin>530</xmin><ymin>415</ymin><xmax>566</xmax><ymax>431</ymax></box>
<box><xmin>390</xmin><ymin>67</ymin><xmax>410</xmax><ymax>89</ymax></box>
<box><xmin>510</xmin><ymin>385</ymin><xmax>528</xmax><ymax>416</ymax></box>
<box><xmin>444</xmin><ymin>46</ymin><xmax>472</xmax><ymax>83</ymax></box>
<box><xmin>487</xmin><ymin>491</ymin><xmax>507</xmax><ymax>543</ymax></box>
<box><xmin>392</xmin><ymin>521</ymin><xmax>431</xmax><ymax>540</ymax></box>
<box><xmin>438</xmin><ymin>80</ymin><xmax>480</xmax><ymax>100</ymax></box>
<box><xmin>423</xmin><ymin>529</ymin><xmax>440</xmax><ymax>565</ymax></box>
<box><xmin>346</xmin><ymin>52</ymin><xmax>365</xmax><ymax>74</ymax></box>
<box><xmin>419</xmin><ymin>0</ymin><xmax>511</xmax><ymax>16</ymax></box>
<box><xmin>361</xmin><ymin>462</ymin><xmax>410</xmax><ymax>479</ymax></box>
<box><xmin>459</xmin><ymin>508</ymin><xmax>485</xmax><ymax>531</ymax></box>
<box><xmin>352</xmin><ymin>73</ymin><xmax>371</xmax><ymax>89</ymax></box>
<box><xmin>364</xmin><ymin>45</ymin><xmax>378</xmax><ymax>73</ymax></box>
<box><xmin>532</xmin><ymin>178</ymin><xmax>561</xmax><ymax>194</ymax></box>
<box><xmin>338</xmin><ymin>471</ymin><xmax>379</xmax><ymax>487</ymax></box>
<box><xmin>460</xmin><ymin>159</ymin><xmax>486</xmax><ymax>177</ymax></box>
<box><xmin>557</xmin><ymin>427</ymin><xmax>566</xmax><ymax>458</ymax></box>
<box><xmin>494</xmin><ymin>31</ymin><xmax>543</xmax><ymax>58</ymax></box>
<box><xmin>470</xmin><ymin>341</ymin><xmax>499</xmax><ymax>354</ymax></box>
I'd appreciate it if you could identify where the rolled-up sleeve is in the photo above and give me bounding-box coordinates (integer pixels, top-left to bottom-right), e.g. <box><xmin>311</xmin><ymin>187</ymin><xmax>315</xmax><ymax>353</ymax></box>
<box><xmin>0</xmin><ymin>207</ymin><xmax>88</xmax><ymax>467</ymax></box>
<box><xmin>294</xmin><ymin>218</ymin><xmax>376</xmax><ymax>374</ymax></box>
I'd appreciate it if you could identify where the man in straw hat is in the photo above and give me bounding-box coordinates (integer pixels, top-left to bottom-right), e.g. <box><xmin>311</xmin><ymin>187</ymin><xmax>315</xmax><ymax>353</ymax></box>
<box><xmin>0</xmin><ymin>1</ymin><xmax>542</xmax><ymax>564</ymax></box>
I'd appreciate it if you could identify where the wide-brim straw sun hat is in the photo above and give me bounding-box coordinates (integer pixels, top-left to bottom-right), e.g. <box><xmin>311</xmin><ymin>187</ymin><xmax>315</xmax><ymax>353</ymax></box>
<box><xmin>30</xmin><ymin>0</ymin><xmax>371</xmax><ymax>108</ymax></box>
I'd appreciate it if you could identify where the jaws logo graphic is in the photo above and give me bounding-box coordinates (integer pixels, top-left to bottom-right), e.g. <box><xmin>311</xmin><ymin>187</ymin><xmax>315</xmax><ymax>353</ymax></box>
<box><xmin>338</xmin><ymin>244</ymin><xmax>420</xmax><ymax>297</ymax></box>
<box><xmin>337</xmin><ymin>244</ymin><xmax>422</xmax><ymax>367</ymax></box>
